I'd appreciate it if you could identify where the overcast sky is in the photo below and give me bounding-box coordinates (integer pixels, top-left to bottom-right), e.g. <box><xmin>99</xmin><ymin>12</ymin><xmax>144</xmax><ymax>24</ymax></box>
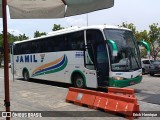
<box><xmin>0</xmin><ymin>0</ymin><xmax>160</xmax><ymax>38</ymax></box>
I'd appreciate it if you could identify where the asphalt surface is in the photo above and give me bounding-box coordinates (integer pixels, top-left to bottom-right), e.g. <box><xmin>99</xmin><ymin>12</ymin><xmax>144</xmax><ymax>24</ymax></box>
<box><xmin>0</xmin><ymin>68</ymin><xmax>160</xmax><ymax>120</ymax></box>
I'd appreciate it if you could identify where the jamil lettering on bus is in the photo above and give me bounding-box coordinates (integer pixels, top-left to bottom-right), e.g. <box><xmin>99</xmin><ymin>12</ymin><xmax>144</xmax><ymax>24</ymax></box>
<box><xmin>16</xmin><ymin>55</ymin><xmax>38</xmax><ymax>63</ymax></box>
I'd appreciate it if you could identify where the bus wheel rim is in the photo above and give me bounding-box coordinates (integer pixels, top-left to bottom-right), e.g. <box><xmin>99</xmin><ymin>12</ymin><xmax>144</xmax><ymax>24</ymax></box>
<box><xmin>24</xmin><ymin>72</ymin><xmax>28</xmax><ymax>80</ymax></box>
<box><xmin>76</xmin><ymin>78</ymin><xmax>83</xmax><ymax>87</ymax></box>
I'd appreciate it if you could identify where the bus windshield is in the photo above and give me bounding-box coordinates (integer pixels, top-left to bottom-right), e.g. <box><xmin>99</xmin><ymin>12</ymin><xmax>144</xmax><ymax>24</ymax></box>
<box><xmin>104</xmin><ymin>29</ymin><xmax>141</xmax><ymax>72</ymax></box>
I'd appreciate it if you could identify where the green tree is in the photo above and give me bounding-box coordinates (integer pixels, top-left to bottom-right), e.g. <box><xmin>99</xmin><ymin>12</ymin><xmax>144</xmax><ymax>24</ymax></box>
<box><xmin>7</xmin><ymin>33</ymin><xmax>29</xmax><ymax>43</ymax></box>
<box><xmin>136</xmin><ymin>30</ymin><xmax>149</xmax><ymax>42</ymax></box>
<box><xmin>119</xmin><ymin>22</ymin><xmax>160</xmax><ymax>59</ymax></box>
<box><xmin>34</xmin><ymin>31</ymin><xmax>46</xmax><ymax>38</ymax></box>
<box><xmin>140</xmin><ymin>48</ymin><xmax>147</xmax><ymax>58</ymax></box>
<box><xmin>119</xmin><ymin>22</ymin><xmax>148</xmax><ymax>57</ymax></box>
<box><xmin>120</xmin><ymin>22</ymin><xmax>136</xmax><ymax>34</ymax></box>
<box><xmin>0</xmin><ymin>32</ymin><xmax>29</xmax><ymax>67</ymax></box>
<box><xmin>52</xmin><ymin>24</ymin><xmax>64</xmax><ymax>31</ymax></box>
<box><xmin>17</xmin><ymin>34</ymin><xmax>29</xmax><ymax>41</ymax></box>
<box><xmin>148</xmin><ymin>23</ymin><xmax>160</xmax><ymax>60</ymax></box>
<box><xmin>137</xmin><ymin>30</ymin><xmax>150</xmax><ymax>58</ymax></box>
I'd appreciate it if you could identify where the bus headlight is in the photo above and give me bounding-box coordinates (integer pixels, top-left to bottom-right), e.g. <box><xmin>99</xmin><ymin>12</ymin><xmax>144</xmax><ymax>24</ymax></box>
<box><xmin>113</xmin><ymin>77</ymin><xmax>124</xmax><ymax>80</ymax></box>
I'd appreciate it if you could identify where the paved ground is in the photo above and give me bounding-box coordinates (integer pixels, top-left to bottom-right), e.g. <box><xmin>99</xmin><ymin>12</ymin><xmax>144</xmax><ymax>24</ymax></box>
<box><xmin>0</xmin><ymin>68</ymin><xmax>160</xmax><ymax>120</ymax></box>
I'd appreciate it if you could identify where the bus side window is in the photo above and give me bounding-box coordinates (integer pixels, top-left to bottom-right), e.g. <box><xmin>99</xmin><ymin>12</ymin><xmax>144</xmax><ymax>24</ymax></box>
<box><xmin>13</xmin><ymin>45</ymin><xmax>16</xmax><ymax>55</ymax></box>
<box><xmin>53</xmin><ymin>36</ymin><xmax>62</xmax><ymax>51</ymax></box>
<box><xmin>21</xmin><ymin>44</ymin><xmax>25</xmax><ymax>54</ymax></box>
<box><xmin>85</xmin><ymin>31</ymin><xmax>95</xmax><ymax>70</ymax></box>
<box><xmin>68</xmin><ymin>31</ymin><xmax>84</xmax><ymax>50</ymax></box>
<box><xmin>31</xmin><ymin>42</ymin><xmax>36</xmax><ymax>53</ymax></box>
<box><xmin>25</xmin><ymin>42</ymin><xmax>31</xmax><ymax>54</ymax></box>
<box><xmin>85</xmin><ymin>30</ymin><xmax>105</xmax><ymax>70</ymax></box>
<box><xmin>35</xmin><ymin>42</ymin><xmax>41</xmax><ymax>53</ymax></box>
<box><xmin>16</xmin><ymin>44</ymin><xmax>20</xmax><ymax>54</ymax></box>
<box><xmin>59</xmin><ymin>36</ymin><xmax>65</xmax><ymax>51</ymax></box>
<box><xmin>40</xmin><ymin>39</ymin><xmax>48</xmax><ymax>53</ymax></box>
<box><xmin>44</xmin><ymin>37</ymin><xmax>54</xmax><ymax>52</ymax></box>
<box><xmin>64</xmin><ymin>35</ymin><xmax>68</xmax><ymax>50</ymax></box>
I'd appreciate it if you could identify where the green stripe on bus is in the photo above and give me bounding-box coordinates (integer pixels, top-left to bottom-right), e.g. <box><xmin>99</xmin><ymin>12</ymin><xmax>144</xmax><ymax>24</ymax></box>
<box><xmin>33</xmin><ymin>57</ymin><xmax>68</xmax><ymax>77</ymax></box>
<box><xmin>109</xmin><ymin>76</ymin><xmax>142</xmax><ymax>87</ymax></box>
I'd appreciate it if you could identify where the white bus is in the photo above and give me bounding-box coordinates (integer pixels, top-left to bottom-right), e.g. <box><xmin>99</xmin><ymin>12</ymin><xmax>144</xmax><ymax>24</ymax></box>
<box><xmin>10</xmin><ymin>25</ymin><xmax>143</xmax><ymax>88</ymax></box>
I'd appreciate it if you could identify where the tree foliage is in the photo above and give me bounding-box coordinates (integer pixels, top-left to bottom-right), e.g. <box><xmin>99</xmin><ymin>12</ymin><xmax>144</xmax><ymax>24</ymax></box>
<box><xmin>119</xmin><ymin>22</ymin><xmax>147</xmax><ymax>42</ymax></box>
<box><xmin>34</xmin><ymin>31</ymin><xmax>46</xmax><ymax>38</ymax></box>
<box><xmin>52</xmin><ymin>24</ymin><xmax>64</xmax><ymax>31</ymax></box>
<box><xmin>120</xmin><ymin>22</ymin><xmax>136</xmax><ymax>35</ymax></box>
<box><xmin>0</xmin><ymin>32</ymin><xmax>29</xmax><ymax>66</ymax></box>
<box><xmin>119</xmin><ymin>22</ymin><xmax>160</xmax><ymax>60</ymax></box>
<box><xmin>148</xmin><ymin>23</ymin><xmax>160</xmax><ymax>60</ymax></box>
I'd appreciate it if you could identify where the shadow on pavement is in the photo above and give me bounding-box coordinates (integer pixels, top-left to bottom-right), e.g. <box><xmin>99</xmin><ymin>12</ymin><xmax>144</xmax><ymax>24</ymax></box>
<box><xmin>15</xmin><ymin>78</ymin><xmax>108</xmax><ymax>92</ymax></box>
<box><xmin>16</xmin><ymin>78</ymin><xmax>73</xmax><ymax>88</ymax></box>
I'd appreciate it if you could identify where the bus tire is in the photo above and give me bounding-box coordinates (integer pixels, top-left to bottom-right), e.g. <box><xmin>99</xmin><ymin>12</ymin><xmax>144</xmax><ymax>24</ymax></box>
<box><xmin>23</xmin><ymin>70</ymin><xmax>30</xmax><ymax>81</ymax></box>
<box><xmin>72</xmin><ymin>74</ymin><xmax>85</xmax><ymax>88</ymax></box>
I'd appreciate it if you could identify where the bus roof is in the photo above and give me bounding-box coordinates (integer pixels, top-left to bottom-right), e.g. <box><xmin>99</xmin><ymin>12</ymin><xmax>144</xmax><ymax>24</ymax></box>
<box><xmin>13</xmin><ymin>25</ymin><xmax>131</xmax><ymax>44</ymax></box>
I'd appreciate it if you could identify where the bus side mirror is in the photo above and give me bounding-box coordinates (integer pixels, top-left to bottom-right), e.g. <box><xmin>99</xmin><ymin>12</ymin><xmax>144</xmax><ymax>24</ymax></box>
<box><xmin>138</xmin><ymin>40</ymin><xmax>150</xmax><ymax>56</ymax></box>
<box><xmin>107</xmin><ymin>40</ymin><xmax>118</xmax><ymax>56</ymax></box>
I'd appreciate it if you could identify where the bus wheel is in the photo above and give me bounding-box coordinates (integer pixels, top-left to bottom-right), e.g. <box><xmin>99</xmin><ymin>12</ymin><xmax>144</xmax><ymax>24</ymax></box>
<box><xmin>23</xmin><ymin>70</ymin><xmax>29</xmax><ymax>81</ymax></box>
<box><xmin>73</xmin><ymin>74</ymin><xmax>85</xmax><ymax>88</ymax></box>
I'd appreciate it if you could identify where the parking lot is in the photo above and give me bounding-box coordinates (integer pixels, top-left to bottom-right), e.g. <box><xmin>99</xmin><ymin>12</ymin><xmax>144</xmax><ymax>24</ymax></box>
<box><xmin>0</xmin><ymin>68</ymin><xmax>160</xmax><ymax>120</ymax></box>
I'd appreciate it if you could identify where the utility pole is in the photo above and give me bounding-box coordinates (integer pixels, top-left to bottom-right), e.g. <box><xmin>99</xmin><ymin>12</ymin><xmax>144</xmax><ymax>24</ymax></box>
<box><xmin>2</xmin><ymin>0</ymin><xmax>11</xmax><ymax>119</ymax></box>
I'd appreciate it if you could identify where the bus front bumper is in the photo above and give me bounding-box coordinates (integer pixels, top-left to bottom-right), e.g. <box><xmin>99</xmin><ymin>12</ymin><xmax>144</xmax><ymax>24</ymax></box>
<box><xmin>109</xmin><ymin>76</ymin><xmax>142</xmax><ymax>87</ymax></box>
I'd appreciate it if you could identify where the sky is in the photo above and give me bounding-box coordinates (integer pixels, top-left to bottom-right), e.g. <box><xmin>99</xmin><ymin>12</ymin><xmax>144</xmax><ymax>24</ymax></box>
<box><xmin>0</xmin><ymin>0</ymin><xmax>160</xmax><ymax>38</ymax></box>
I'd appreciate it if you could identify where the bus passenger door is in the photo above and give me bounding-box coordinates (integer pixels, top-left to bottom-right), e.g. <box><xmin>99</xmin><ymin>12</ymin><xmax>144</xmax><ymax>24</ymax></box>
<box><xmin>86</xmin><ymin>29</ymin><xmax>109</xmax><ymax>88</ymax></box>
<box><xmin>96</xmin><ymin>43</ymin><xmax>109</xmax><ymax>87</ymax></box>
<box><xmin>84</xmin><ymin>45</ymin><xmax>96</xmax><ymax>70</ymax></box>
<box><xmin>84</xmin><ymin>44</ymin><xmax>98</xmax><ymax>88</ymax></box>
